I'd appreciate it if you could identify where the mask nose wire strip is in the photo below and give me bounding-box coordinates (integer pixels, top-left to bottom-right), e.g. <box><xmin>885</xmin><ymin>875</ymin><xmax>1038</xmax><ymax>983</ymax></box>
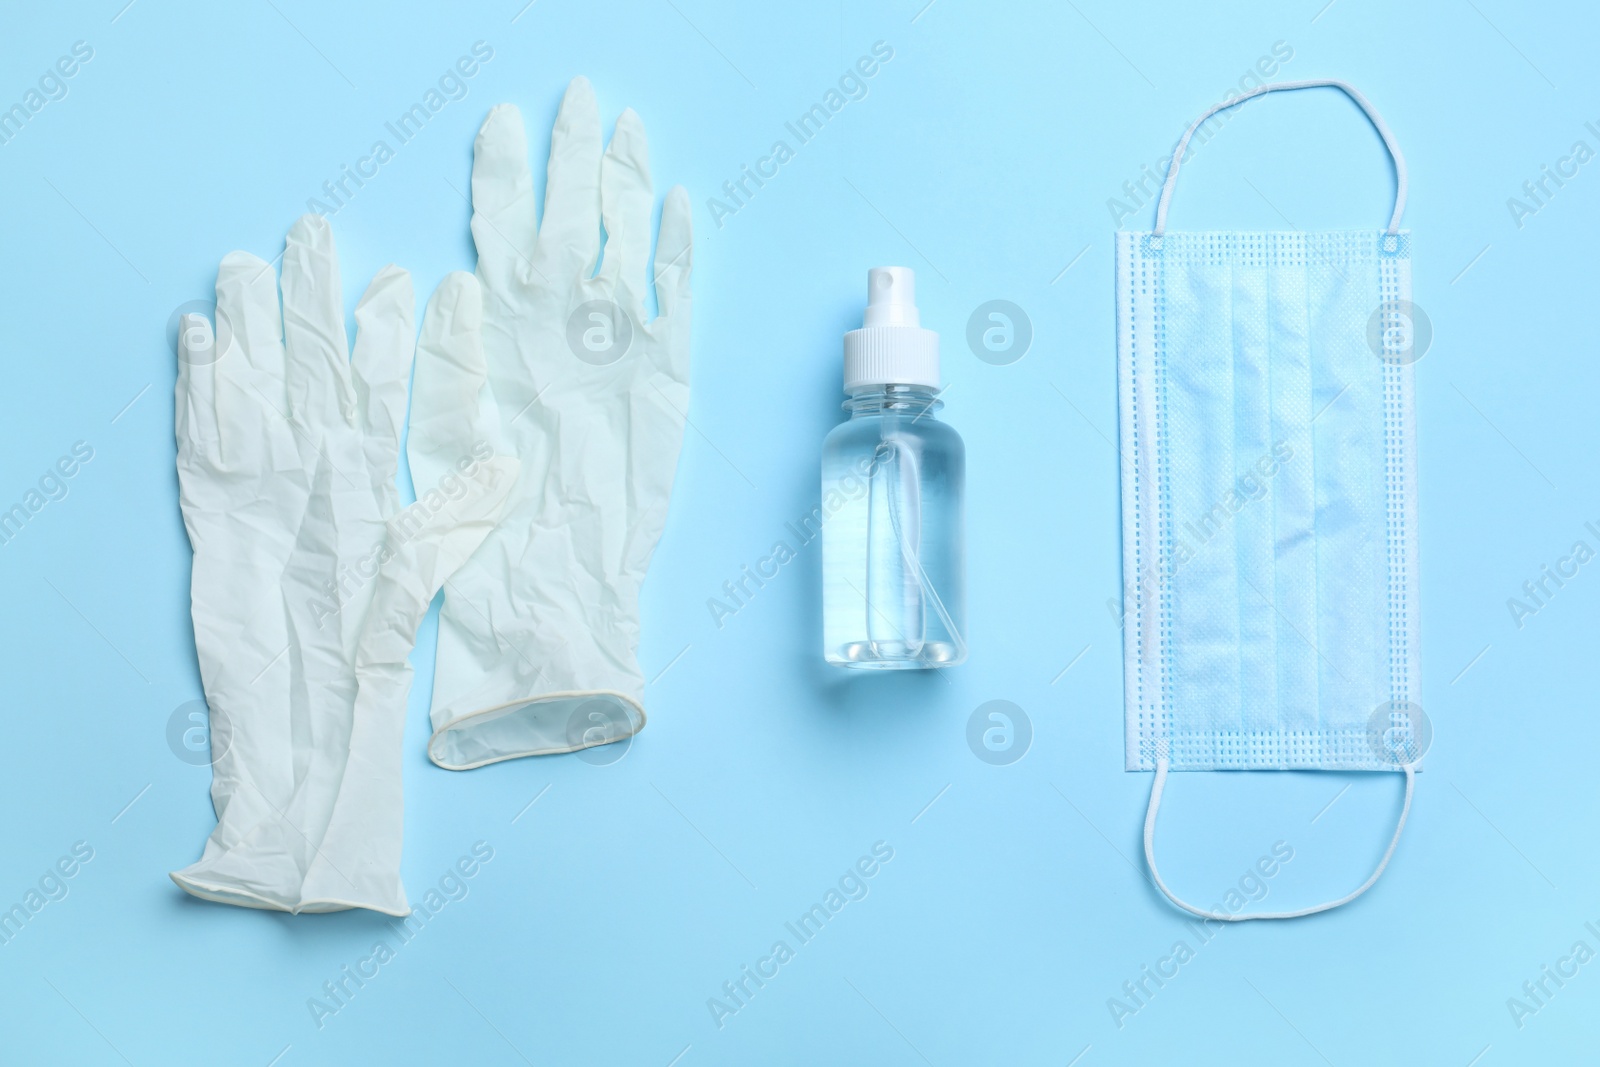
<box><xmin>1142</xmin><ymin>758</ymin><xmax>1416</xmax><ymax>921</ymax></box>
<box><xmin>1151</xmin><ymin>78</ymin><xmax>1408</xmax><ymax>237</ymax></box>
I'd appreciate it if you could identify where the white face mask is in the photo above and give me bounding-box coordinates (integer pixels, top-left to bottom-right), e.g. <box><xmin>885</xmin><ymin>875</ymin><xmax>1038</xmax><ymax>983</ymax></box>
<box><xmin>1115</xmin><ymin>80</ymin><xmax>1423</xmax><ymax>920</ymax></box>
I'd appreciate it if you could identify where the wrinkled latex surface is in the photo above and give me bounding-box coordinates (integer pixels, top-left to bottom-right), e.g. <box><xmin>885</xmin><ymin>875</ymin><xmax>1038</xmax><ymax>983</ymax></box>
<box><xmin>172</xmin><ymin>216</ymin><xmax>515</xmax><ymax>913</ymax></box>
<box><xmin>420</xmin><ymin>77</ymin><xmax>693</xmax><ymax>770</ymax></box>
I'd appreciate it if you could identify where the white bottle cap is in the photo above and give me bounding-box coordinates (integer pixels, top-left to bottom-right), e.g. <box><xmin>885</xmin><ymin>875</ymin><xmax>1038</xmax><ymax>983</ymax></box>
<box><xmin>843</xmin><ymin>266</ymin><xmax>940</xmax><ymax>391</ymax></box>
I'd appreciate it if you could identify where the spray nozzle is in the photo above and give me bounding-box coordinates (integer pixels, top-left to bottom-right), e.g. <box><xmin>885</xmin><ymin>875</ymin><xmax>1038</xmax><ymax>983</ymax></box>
<box><xmin>843</xmin><ymin>266</ymin><xmax>939</xmax><ymax>391</ymax></box>
<box><xmin>863</xmin><ymin>266</ymin><xmax>920</xmax><ymax>328</ymax></box>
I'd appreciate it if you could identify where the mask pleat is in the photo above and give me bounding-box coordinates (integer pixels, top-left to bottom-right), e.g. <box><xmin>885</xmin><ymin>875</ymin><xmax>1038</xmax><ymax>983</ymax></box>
<box><xmin>1307</xmin><ymin>236</ymin><xmax>1389</xmax><ymax>762</ymax></box>
<box><xmin>1226</xmin><ymin>241</ymin><xmax>1277</xmax><ymax>762</ymax></box>
<box><xmin>1163</xmin><ymin>237</ymin><xmax>1241</xmax><ymax>766</ymax></box>
<box><xmin>1265</xmin><ymin>235</ymin><xmax>1319</xmax><ymax>761</ymax></box>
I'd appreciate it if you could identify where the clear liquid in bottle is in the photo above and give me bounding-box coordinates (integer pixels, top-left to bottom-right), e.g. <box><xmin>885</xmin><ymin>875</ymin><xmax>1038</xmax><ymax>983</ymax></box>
<box><xmin>821</xmin><ymin>267</ymin><xmax>966</xmax><ymax>669</ymax></box>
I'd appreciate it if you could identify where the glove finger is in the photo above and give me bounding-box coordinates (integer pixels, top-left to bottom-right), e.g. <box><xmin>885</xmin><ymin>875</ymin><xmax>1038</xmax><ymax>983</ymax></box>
<box><xmin>470</xmin><ymin>105</ymin><xmax>538</xmax><ymax>293</ymax></box>
<box><xmin>652</xmin><ymin>185</ymin><xmax>693</xmax><ymax>325</ymax></box>
<box><xmin>175</xmin><ymin>313</ymin><xmax>219</xmax><ymax>467</ymax></box>
<box><xmin>216</xmin><ymin>251</ymin><xmax>286</xmax><ymax>380</ymax></box>
<box><xmin>533</xmin><ymin>76</ymin><xmax>602</xmax><ymax>282</ymax></box>
<box><xmin>280</xmin><ymin>214</ymin><xmax>355</xmax><ymax>433</ymax></box>
<box><xmin>598</xmin><ymin>108</ymin><xmax>653</xmax><ymax>300</ymax></box>
<box><xmin>351</xmin><ymin>265</ymin><xmax>415</xmax><ymax>513</ymax></box>
<box><xmin>213</xmin><ymin>251</ymin><xmax>290</xmax><ymax>464</ymax></box>
<box><xmin>408</xmin><ymin>272</ymin><xmax>492</xmax><ymax>492</ymax></box>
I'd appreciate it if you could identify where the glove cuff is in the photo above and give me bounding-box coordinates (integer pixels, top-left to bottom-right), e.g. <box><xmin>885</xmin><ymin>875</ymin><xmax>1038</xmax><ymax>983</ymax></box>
<box><xmin>426</xmin><ymin>689</ymin><xmax>645</xmax><ymax>770</ymax></box>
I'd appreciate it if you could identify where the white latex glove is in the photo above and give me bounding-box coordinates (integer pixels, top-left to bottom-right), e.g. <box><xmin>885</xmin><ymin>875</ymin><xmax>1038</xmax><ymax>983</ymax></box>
<box><xmin>420</xmin><ymin>77</ymin><xmax>693</xmax><ymax>770</ymax></box>
<box><xmin>172</xmin><ymin>216</ymin><xmax>515</xmax><ymax>913</ymax></box>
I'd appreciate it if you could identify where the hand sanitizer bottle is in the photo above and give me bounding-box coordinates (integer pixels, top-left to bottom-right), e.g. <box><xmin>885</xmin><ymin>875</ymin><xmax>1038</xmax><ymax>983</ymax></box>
<box><xmin>822</xmin><ymin>267</ymin><xmax>966</xmax><ymax>669</ymax></box>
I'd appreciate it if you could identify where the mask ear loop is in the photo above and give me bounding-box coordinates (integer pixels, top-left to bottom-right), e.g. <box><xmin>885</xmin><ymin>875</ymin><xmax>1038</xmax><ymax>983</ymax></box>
<box><xmin>1143</xmin><ymin>759</ymin><xmax>1415</xmax><ymax>920</ymax></box>
<box><xmin>1151</xmin><ymin>78</ymin><xmax>1408</xmax><ymax>238</ymax></box>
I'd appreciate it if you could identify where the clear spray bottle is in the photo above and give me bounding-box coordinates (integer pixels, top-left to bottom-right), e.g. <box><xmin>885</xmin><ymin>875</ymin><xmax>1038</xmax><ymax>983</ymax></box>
<box><xmin>822</xmin><ymin>267</ymin><xmax>966</xmax><ymax>669</ymax></box>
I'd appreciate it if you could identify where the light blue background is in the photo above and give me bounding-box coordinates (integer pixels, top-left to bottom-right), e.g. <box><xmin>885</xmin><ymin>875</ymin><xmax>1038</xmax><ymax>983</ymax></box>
<box><xmin>1</xmin><ymin>0</ymin><xmax>1596</xmax><ymax>1063</ymax></box>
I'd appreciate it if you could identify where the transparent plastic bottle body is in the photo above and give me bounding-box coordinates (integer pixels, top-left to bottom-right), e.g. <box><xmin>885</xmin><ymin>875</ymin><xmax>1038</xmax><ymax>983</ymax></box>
<box><xmin>822</xmin><ymin>386</ymin><xmax>966</xmax><ymax>668</ymax></box>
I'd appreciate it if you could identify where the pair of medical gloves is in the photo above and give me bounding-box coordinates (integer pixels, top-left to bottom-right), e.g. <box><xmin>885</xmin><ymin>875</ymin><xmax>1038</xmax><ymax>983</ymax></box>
<box><xmin>171</xmin><ymin>79</ymin><xmax>691</xmax><ymax>915</ymax></box>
